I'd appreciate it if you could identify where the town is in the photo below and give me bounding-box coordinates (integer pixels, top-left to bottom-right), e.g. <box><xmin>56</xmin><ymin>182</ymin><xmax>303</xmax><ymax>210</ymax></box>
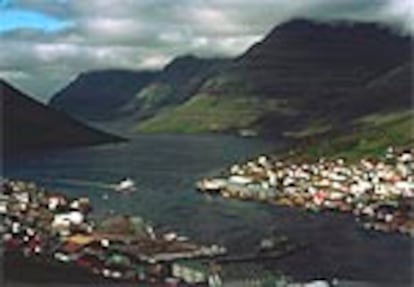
<box><xmin>0</xmin><ymin>178</ymin><xmax>227</xmax><ymax>285</ymax></box>
<box><xmin>197</xmin><ymin>147</ymin><xmax>414</xmax><ymax>236</ymax></box>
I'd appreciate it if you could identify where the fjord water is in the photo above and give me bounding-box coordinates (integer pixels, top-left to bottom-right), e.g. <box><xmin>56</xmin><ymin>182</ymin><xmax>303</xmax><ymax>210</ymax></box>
<box><xmin>4</xmin><ymin>134</ymin><xmax>412</xmax><ymax>283</ymax></box>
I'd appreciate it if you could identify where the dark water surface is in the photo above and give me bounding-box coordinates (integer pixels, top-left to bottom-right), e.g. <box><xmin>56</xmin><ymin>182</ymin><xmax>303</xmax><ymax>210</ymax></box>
<box><xmin>3</xmin><ymin>134</ymin><xmax>413</xmax><ymax>284</ymax></box>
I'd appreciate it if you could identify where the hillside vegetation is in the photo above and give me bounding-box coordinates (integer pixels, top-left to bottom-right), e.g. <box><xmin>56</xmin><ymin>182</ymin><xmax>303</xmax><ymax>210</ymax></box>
<box><xmin>136</xmin><ymin>94</ymin><xmax>294</xmax><ymax>133</ymax></box>
<box><xmin>290</xmin><ymin>110</ymin><xmax>413</xmax><ymax>161</ymax></box>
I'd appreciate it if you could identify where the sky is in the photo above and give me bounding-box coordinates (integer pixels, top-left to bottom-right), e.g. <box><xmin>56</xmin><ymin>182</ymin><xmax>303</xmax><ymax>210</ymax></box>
<box><xmin>0</xmin><ymin>0</ymin><xmax>413</xmax><ymax>102</ymax></box>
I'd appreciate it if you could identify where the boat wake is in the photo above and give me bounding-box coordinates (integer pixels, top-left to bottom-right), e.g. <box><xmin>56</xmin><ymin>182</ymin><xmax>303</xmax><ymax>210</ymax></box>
<box><xmin>40</xmin><ymin>178</ymin><xmax>121</xmax><ymax>191</ymax></box>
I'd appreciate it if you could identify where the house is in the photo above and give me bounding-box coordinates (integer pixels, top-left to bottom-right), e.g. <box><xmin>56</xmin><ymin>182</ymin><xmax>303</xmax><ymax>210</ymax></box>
<box><xmin>0</xmin><ymin>193</ymin><xmax>9</xmax><ymax>214</ymax></box>
<box><xmin>171</xmin><ymin>260</ymin><xmax>208</xmax><ymax>284</ymax></box>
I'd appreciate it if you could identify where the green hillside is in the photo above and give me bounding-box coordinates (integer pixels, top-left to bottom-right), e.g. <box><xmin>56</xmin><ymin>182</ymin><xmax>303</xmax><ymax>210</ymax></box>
<box><xmin>136</xmin><ymin>94</ymin><xmax>294</xmax><ymax>133</ymax></box>
<box><xmin>135</xmin><ymin>20</ymin><xmax>411</xmax><ymax>138</ymax></box>
<box><xmin>291</xmin><ymin>110</ymin><xmax>413</xmax><ymax>161</ymax></box>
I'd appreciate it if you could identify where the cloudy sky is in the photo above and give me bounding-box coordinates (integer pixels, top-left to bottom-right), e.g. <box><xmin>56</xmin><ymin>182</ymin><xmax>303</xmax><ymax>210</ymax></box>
<box><xmin>0</xmin><ymin>0</ymin><xmax>413</xmax><ymax>102</ymax></box>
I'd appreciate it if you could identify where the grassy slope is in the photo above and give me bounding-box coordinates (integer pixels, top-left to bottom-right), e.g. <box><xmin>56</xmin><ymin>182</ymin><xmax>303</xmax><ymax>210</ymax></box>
<box><xmin>291</xmin><ymin>110</ymin><xmax>413</xmax><ymax>161</ymax></box>
<box><xmin>136</xmin><ymin>94</ymin><xmax>293</xmax><ymax>133</ymax></box>
<box><xmin>136</xmin><ymin>96</ymin><xmax>413</xmax><ymax>161</ymax></box>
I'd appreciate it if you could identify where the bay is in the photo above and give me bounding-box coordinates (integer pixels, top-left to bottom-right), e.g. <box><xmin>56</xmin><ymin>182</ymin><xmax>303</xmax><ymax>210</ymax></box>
<box><xmin>3</xmin><ymin>134</ymin><xmax>412</xmax><ymax>284</ymax></box>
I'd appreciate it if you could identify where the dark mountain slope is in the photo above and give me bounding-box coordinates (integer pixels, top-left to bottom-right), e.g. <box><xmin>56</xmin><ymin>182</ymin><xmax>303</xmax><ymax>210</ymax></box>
<box><xmin>137</xmin><ymin>19</ymin><xmax>412</xmax><ymax>136</ymax></box>
<box><xmin>333</xmin><ymin>62</ymin><xmax>412</xmax><ymax>119</ymax></box>
<box><xmin>217</xmin><ymin>19</ymin><xmax>410</xmax><ymax>100</ymax></box>
<box><xmin>49</xmin><ymin>70</ymin><xmax>158</xmax><ymax>121</ymax></box>
<box><xmin>1</xmin><ymin>80</ymin><xmax>124</xmax><ymax>153</ymax></box>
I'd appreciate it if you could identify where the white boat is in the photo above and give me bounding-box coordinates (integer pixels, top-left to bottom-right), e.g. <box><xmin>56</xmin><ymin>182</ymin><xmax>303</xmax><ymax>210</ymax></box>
<box><xmin>114</xmin><ymin>178</ymin><xmax>136</xmax><ymax>192</ymax></box>
<box><xmin>196</xmin><ymin>178</ymin><xmax>227</xmax><ymax>192</ymax></box>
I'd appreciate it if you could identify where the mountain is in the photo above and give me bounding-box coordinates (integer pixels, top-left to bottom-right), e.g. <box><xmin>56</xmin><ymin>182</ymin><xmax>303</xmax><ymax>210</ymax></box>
<box><xmin>49</xmin><ymin>70</ymin><xmax>158</xmax><ymax>121</ymax></box>
<box><xmin>1</xmin><ymin>80</ymin><xmax>124</xmax><ymax>153</ymax></box>
<box><xmin>121</xmin><ymin>55</ymin><xmax>227</xmax><ymax>120</ymax></box>
<box><xmin>137</xmin><ymin>19</ymin><xmax>412</xmax><ymax>136</ymax></box>
<box><xmin>49</xmin><ymin>56</ymin><xmax>226</xmax><ymax>125</ymax></box>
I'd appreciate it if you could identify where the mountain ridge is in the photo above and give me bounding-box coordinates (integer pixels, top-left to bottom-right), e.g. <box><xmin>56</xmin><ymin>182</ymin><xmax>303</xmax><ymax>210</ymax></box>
<box><xmin>121</xmin><ymin>55</ymin><xmax>228</xmax><ymax>121</ymax></box>
<box><xmin>49</xmin><ymin>69</ymin><xmax>159</xmax><ymax>121</ymax></box>
<box><xmin>137</xmin><ymin>19</ymin><xmax>412</xmax><ymax>136</ymax></box>
<box><xmin>49</xmin><ymin>55</ymin><xmax>228</xmax><ymax>124</ymax></box>
<box><xmin>46</xmin><ymin>19</ymin><xmax>412</xmax><ymax>139</ymax></box>
<box><xmin>1</xmin><ymin>79</ymin><xmax>124</xmax><ymax>153</ymax></box>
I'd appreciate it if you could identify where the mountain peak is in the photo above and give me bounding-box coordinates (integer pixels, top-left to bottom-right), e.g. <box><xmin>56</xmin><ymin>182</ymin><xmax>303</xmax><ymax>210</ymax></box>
<box><xmin>240</xmin><ymin>18</ymin><xmax>411</xmax><ymax>65</ymax></box>
<box><xmin>266</xmin><ymin>18</ymin><xmax>408</xmax><ymax>42</ymax></box>
<box><xmin>163</xmin><ymin>54</ymin><xmax>219</xmax><ymax>73</ymax></box>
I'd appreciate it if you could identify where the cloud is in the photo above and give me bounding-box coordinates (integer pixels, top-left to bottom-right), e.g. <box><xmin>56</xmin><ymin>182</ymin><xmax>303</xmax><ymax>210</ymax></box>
<box><xmin>382</xmin><ymin>0</ymin><xmax>414</xmax><ymax>32</ymax></box>
<box><xmin>0</xmin><ymin>0</ymin><xmax>412</xmax><ymax>101</ymax></box>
